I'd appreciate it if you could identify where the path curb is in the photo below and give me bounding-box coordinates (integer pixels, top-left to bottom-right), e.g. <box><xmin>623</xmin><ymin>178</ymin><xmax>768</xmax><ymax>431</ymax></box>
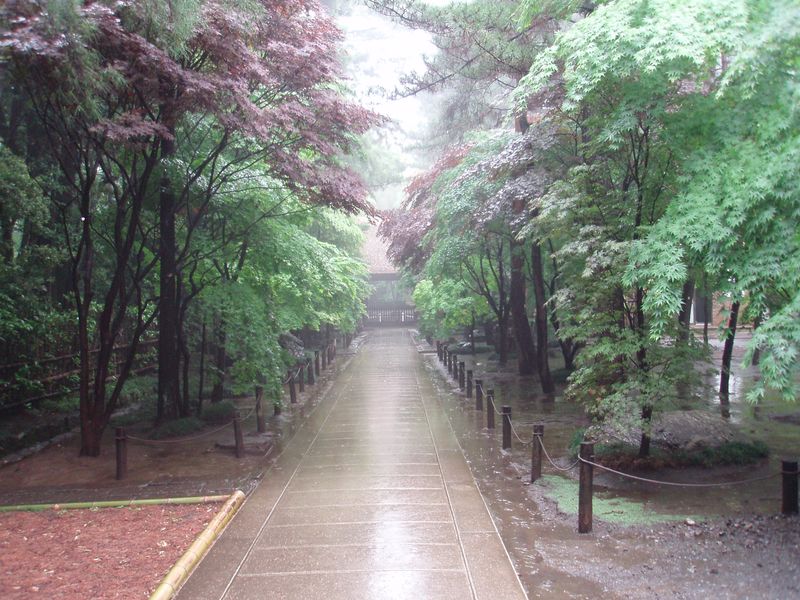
<box><xmin>149</xmin><ymin>490</ymin><xmax>246</xmax><ymax>600</ymax></box>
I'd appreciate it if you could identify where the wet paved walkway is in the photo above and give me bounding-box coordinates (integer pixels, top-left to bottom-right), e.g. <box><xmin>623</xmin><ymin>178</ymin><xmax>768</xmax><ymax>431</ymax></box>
<box><xmin>179</xmin><ymin>328</ymin><xmax>526</xmax><ymax>600</ymax></box>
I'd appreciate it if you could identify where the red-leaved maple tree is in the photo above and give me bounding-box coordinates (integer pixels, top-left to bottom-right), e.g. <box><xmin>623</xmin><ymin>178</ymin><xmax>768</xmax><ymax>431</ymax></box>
<box><xmin>2</xmin><ymin>0</ymin><xmax>381</xmax><ymax>455</ymax></box>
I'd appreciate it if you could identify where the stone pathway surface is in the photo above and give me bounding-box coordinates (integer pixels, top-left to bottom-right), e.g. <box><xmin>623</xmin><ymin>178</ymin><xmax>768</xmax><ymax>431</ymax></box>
<box><xmin>179</xmin><ymin>328</ymin><xmax>527</xmax><ymax>600</ymax></box>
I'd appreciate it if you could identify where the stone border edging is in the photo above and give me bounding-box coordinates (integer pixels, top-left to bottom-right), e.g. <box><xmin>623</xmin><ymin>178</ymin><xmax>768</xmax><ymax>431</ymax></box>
<box><xmin>149</xmin><ymin>490</ymin><xmax>246</xmax><ymax>600</ymax></box>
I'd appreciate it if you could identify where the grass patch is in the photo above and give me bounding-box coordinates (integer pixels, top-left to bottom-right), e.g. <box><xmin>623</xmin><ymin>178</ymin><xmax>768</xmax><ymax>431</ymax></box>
<box><xmin>199</xmin><ymin>401</ymin><xmax>236</xmax><ymax>424</ymax></box>
<box><xmin>149</xmin><ymin>417</ymin><xmax>204</xmax><ymax>440</ymax></box>
<box><xmin>537</xmin><ymin>475</ymin><xmax>694</xmax><ymax>525</ymax></box>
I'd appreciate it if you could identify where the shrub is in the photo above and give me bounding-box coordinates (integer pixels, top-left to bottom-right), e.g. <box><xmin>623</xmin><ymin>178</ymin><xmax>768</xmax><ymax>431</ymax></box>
<box><xmin>149</xmin><ymin>417</ymin><xmax>204</xmax><ymax>440</ymax></box>
<box><xmin>200</xmin><ymin>401</ymin><xmax>236</xmax><ymax>424</ymax></box>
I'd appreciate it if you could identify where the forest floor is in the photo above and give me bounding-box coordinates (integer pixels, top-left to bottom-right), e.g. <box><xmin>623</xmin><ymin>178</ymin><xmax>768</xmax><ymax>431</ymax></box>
<box><xmin>0</xmin><ymin>503</ymin><xmax>215</xmax><ymax>599</ymax></box>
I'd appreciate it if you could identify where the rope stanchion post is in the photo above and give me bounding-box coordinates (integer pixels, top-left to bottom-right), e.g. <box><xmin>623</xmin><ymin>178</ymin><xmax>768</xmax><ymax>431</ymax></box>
<box><xmin>466</xmin><ymin>370</ymin><xmax>473</xmax><ymax>398</ymax></box>
<box><xmin>115</xmin><ymin>427</ymin><xmax>127</xmax><ymax>480</ymax></box>
<box><xmin>458</xmin><ymin>362</ymin><xmax>465</xmax><ymax>390</ymax></box>
<box><xmin>255</xmin><ymin>385</ymin><xmax>266</xmax><ymax>433</ymax></box>
<box><xmin>233</xmin><ymin>412</ymin><xmax>244</xmax><ymax>458</ymax></box>
<box><xmin>288</xmin><ymin>369</ymin><xmax>297</xmax><ymax>404</ymax></box>
<box><xmin>782</xmin><ymin>458</ymin><xmax>798</xmax><ymax>515</ymax></box>
<box><xmin>579</xmin><ymin>441</ymin><xmax>594</xmax><ymax>533</ymax></box>
<box><xmin>314</xmin><ymin>350</ymin><xmax>320</xmax><ymax>376</ymax></box>
<box><xmin>298</xmin><ymin>364</ymin><xmax>305</xmax><ymax>393</ymax></box>
<box><xmin>475</xmin><ymin>380</ymin><xmax>483</xmax><ymax>411</ymax></box>
<box><xmin>502</xmin><ymin>406</ymin><xmax>512</xmax><ymax>450</ymax></box>
<box><xmin>487</xmin><ymin>390</ymin><xmax>495</xmax><ymax>429</ymax></box>
<box><xmin>307</xmin><ymin>358</ymin><xmax>315</xmax><ymax>386</ymax></box>
<box><xmin>531</xmin><ymin>424</ymin><xmax>544</xmax><ymax>482</ymax></box>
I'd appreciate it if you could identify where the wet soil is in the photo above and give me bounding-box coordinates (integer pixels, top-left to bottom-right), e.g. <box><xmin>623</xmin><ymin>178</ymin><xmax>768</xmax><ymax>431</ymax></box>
<box><xmin>418</xmin><ymin>332</ymin><xmax>800</xmax><ymax>599</ymax></box>
<box><xmin>0</xmin><ymin>504</ymin><xmax>214</xmax><ymax>599</ymax></box>
<box><xmin>0</xmin><ymin>349</ymin><xmax>356</xmax><ymax>506</ymax></box>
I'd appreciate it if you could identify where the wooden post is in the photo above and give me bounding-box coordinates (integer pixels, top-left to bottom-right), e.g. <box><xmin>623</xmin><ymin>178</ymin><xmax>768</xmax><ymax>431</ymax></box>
<box><xmin>436</xmin><ymin>341</ymin><xmax>442</xmax><ymax>361</ymax></box>
<box><xmin>502</xmin><ymin>406</ymin><xmax>511</xmax><ymax>449</ymax></box>
<box><xmin>233</xmin><ymin>412</ymin><xmax>244</xmax><ymax>458</ymax></box>
<box><xmin>487</xmin><ymin>390</ymin><xmax>495</xmax><ymax>429</ymax></box>
<box><xmin>466</xmin><ymin>370</ymin><xmax>473</xmax><ymax>398</ymax></box>
<box><xmin>298</xmin><ymin>364</ymin><xmax>305</xmax><ymax>393</ymax></box>
<box><xmin>451</xmin><ymin>354</ymin><xmax>458</xmax><ymax>379</ymax></box>
<box><xmin>288</xmin><ymin>369</ymin><xmax>297</xmax><ymax>404</ymax></box>
<box><xmin>255</xmin><ymin>385</ymin><xmax>266</xmax><ymax>433</ymax></box>
<box><xmin>321</xmin><ymin>347</ymin><xmax>327</xmax><ymax>370</ymax></box>
<box><xmin>475</xmin><ymin>379</ymin><xmax>484</xmax><ymax>411</ymax></box>
<box><xmin>531</xmin><ymin>424</ymin><xmax>544</xmax><ymax>482</ymax></box>
<box><xmin>458</xmin><ymin>362</ymin><xmax>465</xmax><ymax>390</ymax></box>
<box><xmin>782</xmin><ymin>459</ymin><xmax>798</xmax><ymax>515</ymax></box>
<box><xmin>115</xmin><ymin>427</ymin><xmax>127</xmax><ymax>480</ymax></box>
<box><xmin>307</xmin><ymin>358</ymin><xmax>315</xmax><ymax>385</ymax></box>
<box><xmin>314</xmin><ymin>350</ymin><xmax>320</xmax><ymax>376</ymax></box>
<box><xmin>578</xmin><ymin>441</ymin><xmax>594</xmax><ymax>533</ymax></box>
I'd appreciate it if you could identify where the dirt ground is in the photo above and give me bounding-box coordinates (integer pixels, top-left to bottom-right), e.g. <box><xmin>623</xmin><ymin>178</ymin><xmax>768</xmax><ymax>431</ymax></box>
<box><xmin>523</xmin><ymin>480</ymin><xmax>800</xmax><ymax>599</ymax></box>
<box><xmin>0</xmin><ymin>504</ymin><xmax>215</xmax><ymax>599</ymax></box>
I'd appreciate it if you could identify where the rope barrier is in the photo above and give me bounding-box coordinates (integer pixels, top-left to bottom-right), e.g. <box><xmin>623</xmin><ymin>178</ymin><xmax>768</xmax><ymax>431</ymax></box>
<box><xmin>578</xmin><ymin>456</ymin><xmax>782</xmax><ymax>487</ymax></box>
<box><xmin>127</xmin><ymin>403</ymin><xmax>258</xmax><ymax>445</ymax></box>
<box><xmin>539</xmin><ymin>436</ymin><xmax>580</xmax><ymax>472</ymax></box>
<box><xmin>445</xmin><ymin>358</ymin><xmax>788</xmax><ymax>492</ymax></box>
<box><xmin>508</xmin><ymin>419</ymin><xmax>534</xmax><ymax>446</ymax></box>
<box><xmin>281</xmin><ymin>364</ymin><xmax>304</xmax><ymax>385</ymax></box>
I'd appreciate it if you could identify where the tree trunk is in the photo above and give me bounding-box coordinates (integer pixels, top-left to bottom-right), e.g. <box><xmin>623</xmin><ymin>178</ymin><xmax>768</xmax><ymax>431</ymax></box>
<box><xmin>211</xmin><ymin>326</ymin><xmax>226</xmax><ymax>404</ymax></box>
<box><xmin>676</xmin><ymin>279</ymin><xmax>695</xmax><ymax>402</ymax></box>
<box><xmin>157</xmin><ymin>134</ymin><xmax>179</xmax><ymax>423</ymax></box>
<box><xmin>719</xmin><ymin>300</ymin><xmax>740</xmax><ymax>410</ymax></box>
<box><xmin>197</xmin><ymin>319</ymin><xmax>206</xmax><ymax>414</ymax></box>
<box><xmin>510</xmin><ymin>240</ymin><xmax>536</xmax><ymax>375</ymax></box>
<box><xmin>531</xmin><ymin>242</ymin><xmax>554</xmax><ymax>393</ymax></box>
<box><xmin>497</xmin><ymin>316</ymin><xmax>509</xmax><ymax>365</ymax></box>
<box><xmin>638</xmin><ymin>405</ymin><xmax>653</xmax><ymax>458</ymax></box>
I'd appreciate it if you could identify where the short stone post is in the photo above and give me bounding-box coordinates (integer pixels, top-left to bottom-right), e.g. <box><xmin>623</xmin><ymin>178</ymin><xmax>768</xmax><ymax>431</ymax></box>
<box><xmin>487</xmin><ymin>390</ymin><xmax>496</xmax><ymax>429</ymax></box>
<box><xmin>475</xmin><ymin>379</ymin><xmax>484</xmax><ymax>411</ymax></box>
<box><xmin>436</xmin><ymin>341</ymin><xmax>442</xmax><ymax>361</ymax></box>
<box><xmin>578</xmin><ymin>441</ymin><xmax>595</xmax><ymax>533</ymax></box>
<box><xmin>531</xmin><ymin>424</ymin><xmax>544</xmax><ymax>482</ymax></box>
<box><xmin>255</xmin><ymin>385</ymin><xmax>266</xmax><ymax>433</ymax></box>
<box><xmin>233</xmin><ymin>412</ymin><xmax>244</xmax><ymax>458</ymax></box>
<box><xmin>115</xmin><ymin>427</ymin><xmax>127</xmax><ymax>480</ymax></box>
<box><xmin>321</xmin><ymin>347</ymin><xmax>328</xmax><ymax>370</ymax></box>
<box><xmin>502</xmin><ymin>406</ymin><xmax>512</xmax><ymax>449</ymax></box>
<box><xmin>466</xmin><ymin>370</ymin><xmax>473</xmax><ymax>398</ymax></box>
<box><xmin>314</xmin><ymin>350</ymin><xmax>321</xmax><ymax>376</ymax></box>
<box><xmin>458</xmin><ymin>362</ymin><xmax>465</xmax><ymax>390</ymax></box>
<box><xmin>782</xmin><ymin>458</ymin><xmax>799</xmax><ymax>515</ymax></box>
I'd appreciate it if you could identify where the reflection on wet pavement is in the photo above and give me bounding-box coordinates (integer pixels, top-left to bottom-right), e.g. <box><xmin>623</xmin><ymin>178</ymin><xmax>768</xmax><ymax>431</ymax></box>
<box><xmin>179</xmin><ymin>328</ymin><xmax>527</xmax><ymax>600</ymax></box>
